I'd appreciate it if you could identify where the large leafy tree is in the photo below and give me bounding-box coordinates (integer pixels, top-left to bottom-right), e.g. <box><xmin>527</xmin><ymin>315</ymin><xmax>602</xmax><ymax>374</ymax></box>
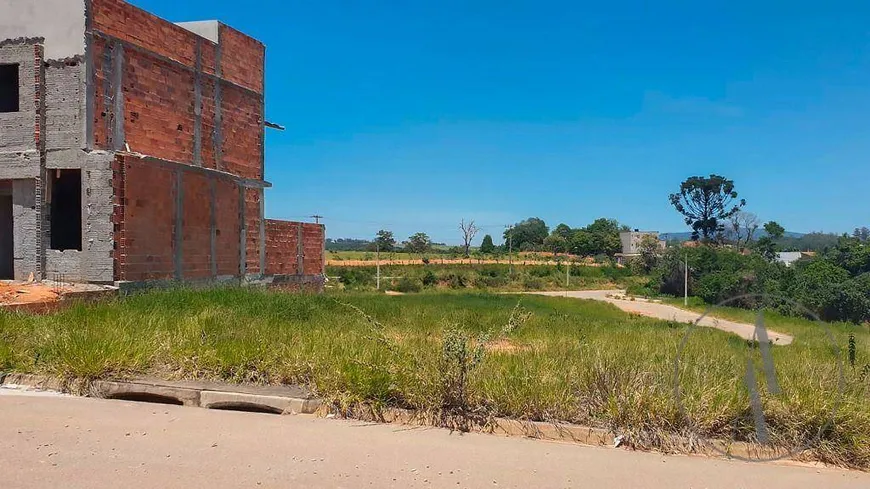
<box><xmin>669</xmin><ymin>174</ymin><xmax>745</xmax><ymax>242</ymax></box>
<box><xmin>566</xmin><ymin>218</ymin><xmax>624</xmax><ymax>256</ymax></box>
<box><xmin>405</xmin><ymin>232</ymin><xmax>432</xmax><ymax>255</ymax></box>
<box><xmin>543</xmin><ymin>234</ymin><xmax>569</xmax><ymax>253</ymax></box>
<box><xmin>504</xmin><ymin>217</ymin><xmax>549</xmax><ymax>251</ymax></box>
<box><xmin>374</xmin><ymin>229</ymin><xmax>396</xmax><ymax>252</ymax></box>
<box><xmin>552</xmin><ymin>223</ymin><xmax>573</xmax><ymax>240</ymax></box>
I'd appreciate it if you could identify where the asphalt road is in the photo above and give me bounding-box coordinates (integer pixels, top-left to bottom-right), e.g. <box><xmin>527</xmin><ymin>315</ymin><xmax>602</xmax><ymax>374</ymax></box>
<box><xmin>1</xmin><ymin>390</ymin><xmax>866</xmax><ymax>488</ymax></box>
<box><xmin>530</xmin><ymin>290</ymin><xmax>794</xmax><ymax>344</ymax></box>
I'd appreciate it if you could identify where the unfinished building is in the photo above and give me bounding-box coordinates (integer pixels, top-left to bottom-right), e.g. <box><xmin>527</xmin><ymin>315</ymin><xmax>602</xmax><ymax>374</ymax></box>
<box><xmin>0</xmin><ymin>0</ymin><xmax>324</xmax><ymax>288</ymax></box>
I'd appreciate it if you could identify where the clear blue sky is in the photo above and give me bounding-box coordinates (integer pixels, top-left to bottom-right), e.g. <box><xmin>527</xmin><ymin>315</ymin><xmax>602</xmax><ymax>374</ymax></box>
<box><xmin>134</xmin><ymin>0</ymin><xmax>870</xmax><ymax>245</ymax></box>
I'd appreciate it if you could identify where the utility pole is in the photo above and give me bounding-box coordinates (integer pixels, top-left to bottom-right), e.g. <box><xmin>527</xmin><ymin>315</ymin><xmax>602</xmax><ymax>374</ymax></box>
<box><xmin>684</xmin><ymin>253</ymin><xmax>689</xmax><ymax>306</ymax></box>
<box><xmin>310</xmin><ymin>215</ymin><xmax>323</xmax><ymax>224</ymax></box>
<box><xmin>505</xmin><ymin>225</ymin><xmax>514</xmax><ymax>276</ymax></box>
<box><xmin>566</xmin><ymin>258</ymin><xmax>570</xmax><ymax>288</ymax></box>
<box><xmin>376</xmin><ymin>242</ymin><xmax>381</xmax><ymax>291</ymax></box>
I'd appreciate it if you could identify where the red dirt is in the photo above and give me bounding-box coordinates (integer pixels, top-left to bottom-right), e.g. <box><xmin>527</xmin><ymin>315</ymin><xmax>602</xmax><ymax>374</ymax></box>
<box><xmin>0</xmin><ymin>283</ymin><xmax>62</xmax><ymax>306</ymax></box>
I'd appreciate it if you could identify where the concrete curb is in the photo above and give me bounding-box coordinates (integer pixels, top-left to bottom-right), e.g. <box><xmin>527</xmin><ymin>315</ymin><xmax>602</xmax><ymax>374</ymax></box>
<box><xmin>1</xmin><ymin>373</ymin><xmax>320</xmax><ymax>415</ymax></box>
<box><xmin>350</xmin><ymin>406</ymin><xmax>792</xmax><ymax>463</ymax></box>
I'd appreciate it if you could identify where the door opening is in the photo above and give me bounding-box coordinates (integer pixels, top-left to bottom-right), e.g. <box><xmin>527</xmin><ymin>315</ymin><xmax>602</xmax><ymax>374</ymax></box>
<box><xmin>0</xmin><ymin>194</ymin><xmax>13</xmax><ymax>279</ymax></box>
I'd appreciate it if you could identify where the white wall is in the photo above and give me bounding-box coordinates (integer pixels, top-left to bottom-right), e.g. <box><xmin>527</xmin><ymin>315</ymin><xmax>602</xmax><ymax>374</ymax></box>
<box><xmin>0</xmin><ymin>0</ymin><xmax>87</xmax><ymax>59</ymax></box>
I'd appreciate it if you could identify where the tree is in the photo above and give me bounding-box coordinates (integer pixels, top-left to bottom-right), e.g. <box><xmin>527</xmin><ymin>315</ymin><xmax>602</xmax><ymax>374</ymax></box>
<box><xmin>553</xmin><ymin>223</ymin><xmax>573</xmax><ymax>240</ymax></box>
<box><xmin>764</xmin><ymin>221</ymin><xmax>785</xmax><ymax>239</ymax></box>
<box><xmin>459</xmin><ymin>219</ymin><xmax>480</xmax><ymax>257</ymax></box>
<box><xmin>543</xmin><ymin>234</ymin><xmax>569</xmax><ymax>254</ymax></box>
<box><xmin>569</xmin><ymin>230</ymin><xmax>595</xmax><ymax>256</ymax></box>
<box><xmin>637</xmin><ymin>234</ymin><xmax>662</xmax><ymax>272</ymax></box>
<box><xmin>479</xmin><ymin>234</ymin><xmax>496</xmax><ymax>254</ymax></box>
<box><xmin>754</xmin><ymin>221</ymin><xmax>785</xmax><ymax>261</ymax></box>
<box><xmin>852</xmin><ymin>226</ymin><xmax>870</xmax><ymax>242</ymax></box>
<box><xmin>504</xmin><ymin>218</ymin><xmax>549</xmax><ymax>251</ymax></box>
<box><xmin>405</xmin><ymin>232</ymin><xmax>431</xmax><ymax>255</ymax></box>
<box><xmin>374</xmin><ymin>229</ymin><xmax>396</xmax><ymax>252</ymax></box>
<box><xmin>730</xmin><ymin>211</ymin><xmax>760</xmax><ymax>251</ymax></box>
<box><xmin>584</xmin><ymin>218</ymin><xmax>623</xmax><ymax>256</ymax></box>
<box><xmin>669</xmin><ymin>174</ymin><xmax>746</xmax><ymax>242</ymax></box>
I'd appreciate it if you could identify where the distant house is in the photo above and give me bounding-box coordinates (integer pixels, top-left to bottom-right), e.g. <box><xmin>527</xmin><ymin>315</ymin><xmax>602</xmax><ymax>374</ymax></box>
<box><xmin>615</xmin><ymin>230</ymin><xmax>666</xmax><ymax>265</ymax></box>
<box><xmin>776</xmin><ymin>251</ymin><xmax>815</xmax><ymax>267</ymax></box>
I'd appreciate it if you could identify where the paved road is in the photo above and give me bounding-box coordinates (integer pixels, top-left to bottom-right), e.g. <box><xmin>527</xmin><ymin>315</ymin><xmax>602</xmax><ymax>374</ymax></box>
<box><xmin>530</xmin><ymin>290</ymin><xmax>794</xmax><ymax>345</ymax></box>
<box><xmin>2</xmin><ymin>391</ymin><xmax>865</xmax><ymax>488</ymax></box>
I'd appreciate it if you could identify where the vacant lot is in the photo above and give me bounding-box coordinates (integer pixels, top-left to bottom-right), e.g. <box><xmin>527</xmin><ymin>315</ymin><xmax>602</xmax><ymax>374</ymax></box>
<box><xmin>0</xmin><ymin>289</ymin><xmax>868</xmax><ymax>468</ymax></box>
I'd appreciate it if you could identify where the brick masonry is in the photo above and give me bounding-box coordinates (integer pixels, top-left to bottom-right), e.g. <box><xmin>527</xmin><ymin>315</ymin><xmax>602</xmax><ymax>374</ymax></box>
<box><xmin>89</xmin><ymin>0</ymin><xmax>264</xmax><ymax>180</ymax></box>
<box><xmin>265</xmin><ymin>220</ymin><xmax>325</xmax><ymax>276</ymax></box>
<box><xmin>2</xmin><ymin>0</ymin><xmax>322</xmax><ymax>285</ymax></box>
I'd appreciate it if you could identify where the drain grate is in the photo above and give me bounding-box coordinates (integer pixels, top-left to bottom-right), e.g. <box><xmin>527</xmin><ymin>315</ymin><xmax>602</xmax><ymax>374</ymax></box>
<box><xmin>107</xmin><ymin>392</ymin><xmax>184</xmax><ymax>405</ymax></box>
<box><xmin>206</xmin><ymin>401</ymin><xmax>283</xmax><ymax>414</ymax></box>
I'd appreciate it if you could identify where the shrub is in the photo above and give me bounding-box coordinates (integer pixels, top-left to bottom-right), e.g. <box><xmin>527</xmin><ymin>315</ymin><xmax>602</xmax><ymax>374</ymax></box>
<box><xmin>338</xmin><ymin>268</ymin><xmax>374</xmax><ymax>289</ymax></box>
<box><xmin>625</xmin><ymin>282</ymin><xmax>657</xmax><ymax>297</ymax></box>
<box><xmin>394</xmin><ymin>277</ymin><xmax>423</xmax><ymax>293</ymax></box>
<box><xmin>522</xmin><ymin>276</ymin><xmax>545</xmax><ymax>290</ymax></box>
<box><xmin>473</xmin><ymin>275</ymin><xmax>509</xmax><ymax>289</ymax></box>
<box><xmin>421</xmin><ymin>270</ymin><xmax>438</xmax><ymax>287</ymax></box>
<box><xmin>444</xmin><ymin>272</ymin><xmax>469</xmax><ymax>289</ymax></box>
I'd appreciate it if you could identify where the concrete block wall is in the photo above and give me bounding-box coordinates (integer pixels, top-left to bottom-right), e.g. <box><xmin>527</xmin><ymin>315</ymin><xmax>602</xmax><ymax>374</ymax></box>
<box><xmin>0</xmin><ymin>41</ymin><xmax>41</xmax><ymax>179</ymax></box>
<box><xmin>11</xmin><ymin>179</ymin><xmax>39</xmax><ymax>280</ymax></box>
<box><xmin>0</xmin><ymin>41</ymin><xmax>45</xmax><ymax>281</ymax></box>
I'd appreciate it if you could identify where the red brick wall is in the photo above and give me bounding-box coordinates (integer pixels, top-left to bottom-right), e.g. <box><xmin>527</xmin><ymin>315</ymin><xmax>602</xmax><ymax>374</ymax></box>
<box><xmin>91</xmin><ymin>0</ymin><xmax>198</xmax><ymax>68</ymax></box>
<box><xmin>264</xmin><ymin>220</ymin><xmax>296</xmax><ymax>275</ymax></box>
<box><xmin>113</xmin><ymin>155</ymin><xmax>252</xmax><ymax>282</ymax></box>
<box><xmin>122</xmin><ymin>51</ymin><xmax>196</xmax><ymax>163</ymax></box>
<box><xmin>200</xmin><ymin>77</ymin><xmax>217</xmax><ymax>169</ymax></box>
<box><xmin>214</xmin><ymin>179</ymin><xmax>240</xmax><ymax>276</ymax></box>
<box><xmin>91</xmin><ymin>36</ymin><xmax>111</xmax><ymax>149</ymax></box>
<box><xmin>219</xmin><ymin>24</ymin><xmax>265</xmax><ymax>94</ymax></box>
<box><xmin>244</xmin><ymin>188</ymin><xmax>261</xmax><ymax>274</ymax></box>
<box><xmin>302</xmin><ymin>223</ymin><xmax>325</xmax><ymax>274</ymax></box>
<box><xmin>221</xmin><ymin>86</ymin><xmax>263</xmax><ymax>179</ymax></box>
<box><xmin>89</xmin><ymin>0</ymin><xmax>264</xmax><ymax>180</ymax></box>
<box><xmin>181</xmin><ymin>172</ymin><xmax>211</xmax><ymax>279</ymax></box>
<box><xmin>113</xmin><ymin>155</ymin><xmax>177</xmax><ymax>281</ymax></box>
<box><xmin>265</xmin><ymin>220</ymin><xmax>325</xmax><ymax>276</ymax></box>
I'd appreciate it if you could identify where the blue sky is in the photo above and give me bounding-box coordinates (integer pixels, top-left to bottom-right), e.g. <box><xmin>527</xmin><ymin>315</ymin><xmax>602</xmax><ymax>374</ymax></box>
<box><xmin>134</xmin><ymin>0</ymin><xmax>870</xmax><ymax>245</ymax></box>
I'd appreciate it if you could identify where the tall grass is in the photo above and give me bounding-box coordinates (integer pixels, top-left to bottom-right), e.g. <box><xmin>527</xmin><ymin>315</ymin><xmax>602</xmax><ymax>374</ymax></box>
<box><xmin>0</xmin><ymin>288</ymin><xmax>867</xmax><ymax>468</ymax></box>
<box><xmin>328</xmin><ymin>263</ymin><xmax>643</xmax><ymax>292</ymax></box>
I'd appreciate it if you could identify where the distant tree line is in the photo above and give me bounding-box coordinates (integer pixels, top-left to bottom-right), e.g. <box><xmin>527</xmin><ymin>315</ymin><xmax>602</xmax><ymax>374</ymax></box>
<box><xmin>645</xmin><ymin>173</ymin><xmax>870</xmax><ymax>323</ymax></box>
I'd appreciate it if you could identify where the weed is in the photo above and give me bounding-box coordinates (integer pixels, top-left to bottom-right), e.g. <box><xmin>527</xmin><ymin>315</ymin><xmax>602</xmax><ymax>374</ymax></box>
<box><xmin>0</xmin><ymin>288</ymin><xmax>867</xmax><ymax>468</ymax></box>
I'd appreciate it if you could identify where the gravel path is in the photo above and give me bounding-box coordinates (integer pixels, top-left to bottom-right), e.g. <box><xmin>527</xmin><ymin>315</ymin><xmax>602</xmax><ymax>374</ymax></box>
<box><xmin>530</xmin><ymin>290</ymin><xmax>794</xmax><ymax>345</ymax></box>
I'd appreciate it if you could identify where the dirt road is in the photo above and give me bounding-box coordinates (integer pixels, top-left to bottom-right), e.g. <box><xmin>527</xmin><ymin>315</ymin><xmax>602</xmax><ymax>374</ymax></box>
<box><xmin>2</xmin><ymin>391</ymin><xmax>864</xmax><ymax>488</ymax></box>
<box><xmin>530</xmin><ymin>290</ymin><xmax>794</xmax><ymax>345</ymax></box>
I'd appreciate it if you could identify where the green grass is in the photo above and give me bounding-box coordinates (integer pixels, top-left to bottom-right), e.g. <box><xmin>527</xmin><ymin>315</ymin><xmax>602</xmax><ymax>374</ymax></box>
<box><xmin>327</xmin><ymin>263</ymin><xmax>645</xmax><ymax>293</ymax></box>
<box><xmin>0</xmin><ymin>288</ymin><xmax>868</xmax><ymax>469</ymax></box>
<box><xmin>326</xmin><ymin>250</ymin><xmax>578</xmax><ymax>261</ymax></box>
